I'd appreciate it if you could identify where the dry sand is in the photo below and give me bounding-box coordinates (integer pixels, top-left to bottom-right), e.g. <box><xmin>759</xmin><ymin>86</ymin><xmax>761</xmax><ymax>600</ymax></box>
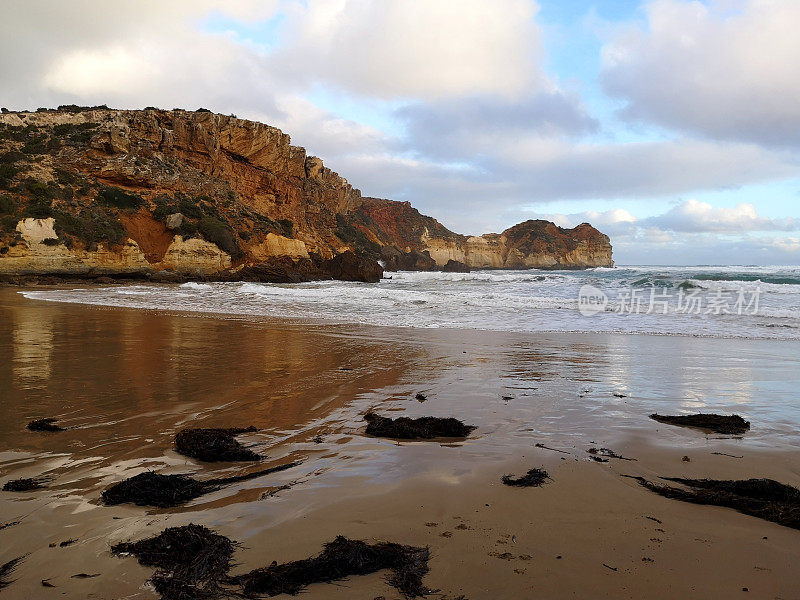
<box><xmin>1</xmin><ymin>287</ymin><xmax>799</xmax><ymax>599</ymax></box>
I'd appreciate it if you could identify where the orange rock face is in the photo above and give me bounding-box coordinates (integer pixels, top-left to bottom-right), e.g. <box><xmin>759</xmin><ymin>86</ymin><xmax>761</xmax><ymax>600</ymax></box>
<box><xmin>0</xmin><ymin>107</ymin><xmax>612</xmax><ymax>279</ymax></box>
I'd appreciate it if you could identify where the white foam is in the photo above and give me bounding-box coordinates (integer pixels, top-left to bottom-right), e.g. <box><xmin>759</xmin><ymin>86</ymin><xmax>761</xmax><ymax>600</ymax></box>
<box><xmin>19</xmin><ymin>265</ymin><xmax>800</xmax><ymax>340</ymax></box>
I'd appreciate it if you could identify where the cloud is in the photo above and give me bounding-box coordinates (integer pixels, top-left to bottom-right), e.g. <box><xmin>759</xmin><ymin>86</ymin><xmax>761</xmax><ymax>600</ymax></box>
<box><xmin>612</xmin><ymin>233</ymin><xmax>800</xmax><ymax>266</ymax></box>
<box><xmin>649</xmin><ymin>199</ymin><xmax>800</xmax><ymax>233</ymax></box>
<box><xmin>395</xmin><ymin>91</ymin><xmax>599</xmax><ymax>160</ymax></box>
<box><xmin>601</xmin><ymin>0</ymin><xmax>800</xmax><ymax>147</ymax></box>
<box><xmin>541</xmin><ymin>208</ymin><xmax>638</xmax><ymax>233</ymax></box>
<box><xmin>492</xmin><ymin>139</ymin><xmax>800</xmax><ymax>202</ymax></box>
<box><xmin>528</xmin><ymin>200</ymin><xmax>800</xmax><ymax>265</ymax></box>
<box><xmin>0</xmin><ymin>1</ymin><xmax>283</xmax><ymax>115</ymax></box>
<box><xmin>534</xmin><ymin>200</ymin><xmax>800</xmax><ymax>235</ymax></box>
<box><xmin>273</xmin><ymin>0</ymin><xmax>547</xmax><ymax>100</ymax></box>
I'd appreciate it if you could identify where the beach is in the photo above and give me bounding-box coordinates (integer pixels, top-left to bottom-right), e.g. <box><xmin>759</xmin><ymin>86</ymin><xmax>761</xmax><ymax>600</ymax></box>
<box><xmin>1</xmin><ymin>285</ymin><xmax>800</xmax><ymax>599</ymax></box>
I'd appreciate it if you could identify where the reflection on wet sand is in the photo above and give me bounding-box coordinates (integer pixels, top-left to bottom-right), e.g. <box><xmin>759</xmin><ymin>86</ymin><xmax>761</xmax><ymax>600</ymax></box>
<box><xmin>11</xmin><ymin>306</ymin><xmax>54</xmax><ymax>385</ymax></box>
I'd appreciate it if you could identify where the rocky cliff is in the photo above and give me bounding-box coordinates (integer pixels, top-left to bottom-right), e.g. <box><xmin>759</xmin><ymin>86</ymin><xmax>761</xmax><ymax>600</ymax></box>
<box><xmin>354</xmin><ymin>198</ymin><xmax>613</xmax><ymax>270</ymax></box>
<box><xmin>0</xmin><ymin>106</ymin><xmax>612</xmax><ymax>281</ymax></box>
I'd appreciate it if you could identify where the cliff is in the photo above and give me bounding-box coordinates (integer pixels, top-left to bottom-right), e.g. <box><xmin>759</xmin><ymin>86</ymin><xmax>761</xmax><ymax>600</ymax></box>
<box><xmin>0</xmin><ymin>106</ymin><xmax>612</xmax><ymax>281</ymax></box>
<box><xmin>354</xmin><ymin>198</ymin><xmax>613</xmax><ymax>270</ymax></box>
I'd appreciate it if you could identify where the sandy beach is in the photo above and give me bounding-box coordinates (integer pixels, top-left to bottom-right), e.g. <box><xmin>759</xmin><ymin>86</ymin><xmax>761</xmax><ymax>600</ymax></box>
<box><xmin>2</xmin><ymin>286</ymin><xmax>800</xmax><ymax>599</ymax></box>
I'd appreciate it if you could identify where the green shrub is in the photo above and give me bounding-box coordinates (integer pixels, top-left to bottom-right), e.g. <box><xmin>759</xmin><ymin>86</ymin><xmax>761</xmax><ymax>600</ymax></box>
<box><xmin>19</xmin><ymin>178</ymin><xmax>70</xmax><ymax>203</ymax></box>
<box><xmin>97</xmin><ymin>187</ymin><xmax>143</xmax><ymax>210</ymax></box>
<box><xmin>54</xmin><ymin>168</ymin><xmax>77</xmax><ymax>185</ymax></box>
<box><xmin>198</xmin><ymin>216</ymin><xmax>240</xmax><ymax>258</ymax></box>
<box><xmin>52</xmin><ymin>122</ymin><xmax>98</xmax><ymax>145</ymax></box>
<box><xmin>1</xmin><ymin>214</ymin><xmax>19</xmax><ymax>234</ymax></box>
<box><xmin>0</xmin><ymin>194</ymin><xmax>17</xmax><ymax>214</ymax></box>
<box><xmin>0</xmin><ymin>124</ymin><xmax>33</xmax><ymax>141</ymax></box>
<box><xmin>0</xmin><ymin>164</ymin><xmax>18</xmax><ymax>189</ymax></box>
<box><xmin>20</xmin><ymin>135</ymin><xmax>57</xmax><ymax>154</ymax></box>
<box><xmin>177</xmin><ymin>220</ymin><xmax>198</xmax><ymax>237</ymax></box>
<box><xmin>177</xmin><ymin>197</ymin><xmax>203</xmax><ymax>219</ymax></box>
<box><xmin>0</xmin><ymin>150</ymin><xmax>24</xmax><ymax>164</ymax></box>
<box><xmin>41</xmin><ymin>237</ymin><xmax>62</xmax><ymax>246</ymax></box>
<box><xmin>53</xmin><ymin>209</ymin><xmax>127</xmax><ymax>247</ymax></box>
<box><xmin>152</xmin><ymin>195</ymin><xmax>175</xmax><ymax>221</ymax></box>
<box><xmin>26</xmin><ymin>178</ymin><xmax>50</xmax><ymax>199</ymax></box>
<box><xmin>277</xmin><ymin>218</ymin><xmax>294</xmax><ymax>237</ymax></box>
<box><xmin>27</xmin><ymin>197</ymin><xmax>53</xmax><ymax>219</ymax></box>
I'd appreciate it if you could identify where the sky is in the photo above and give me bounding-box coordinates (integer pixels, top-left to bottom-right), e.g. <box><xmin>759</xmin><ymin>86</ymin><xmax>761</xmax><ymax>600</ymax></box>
<box><xmin>2</xmin><ymin>0</ymin><xmax>800</xmax><ymax>265</ymax></box>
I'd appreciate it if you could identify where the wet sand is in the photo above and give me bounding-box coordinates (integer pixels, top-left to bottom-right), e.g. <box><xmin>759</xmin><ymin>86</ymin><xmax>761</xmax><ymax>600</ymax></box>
<box><xmin>1</xmin><ymin>287</ymin><xmax>800</xmax><ymax>599</ymax></box>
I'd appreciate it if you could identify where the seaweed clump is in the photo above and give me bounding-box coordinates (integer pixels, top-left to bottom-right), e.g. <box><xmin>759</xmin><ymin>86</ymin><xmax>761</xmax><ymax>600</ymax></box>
<box><xmin>27</xmin><ymin>418</ymin><xmax>66</xmax><ymax>432</ymax></box>
<box><xmin>502</xmin><ymin>468</ymin><xmax>550</xmax><ymax>487</ymax></box>
<box><xmin>112</xmin><ymin>524</ymin><xmax>235</xmax><ymax>600</ymax></box>
<box><xmin>364</xmin><ymin>413</ymin><xmax>476</xmax><ymax>440</ymax></box>
<box><xmin>101</xmin><ymin>462</ymin><xmax>301</xmax><ymax>508</ymax></box>
<box><xmin>0</xmin><ymin>556</ymin><xmax>25</xmax><ymax>591</ymax></box>
<box><xmin>630</xmin><ymin>476</ymin><xmax>800</xmax><ymax>530</ymax></box>
<box><xmin>174</xmin><ymin>427</ymin><xmax>261</xmax><ymax>462</ymax></box>
<box><xmin>3</xmin><ymin>477</ymin><xmax>47</xmax><ymax>492</ymax></box>
<box><xmin>113</xmin><ymin>527</ymin><xmax>431</xmax><ymax>600</ymax></box>
<box><xmin>649</xmin><ymin>413</ymin><xmax>750</xmax><ymax>434</ymax></box>
<box><xmin>587</xmin><ymin>447</ymin><xmax>636</xmax><ymax>461</ymax></box>
<box><xmin>233</xmin><ymin>535</ymin><xmax>431</xmax><ymax>598</ymax></box>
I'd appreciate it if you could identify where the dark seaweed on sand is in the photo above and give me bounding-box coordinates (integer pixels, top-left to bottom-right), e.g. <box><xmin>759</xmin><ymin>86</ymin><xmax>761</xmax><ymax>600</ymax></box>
<box><xmin>233</xmin><ymin>535</ymin><xmax>431</xmax><ymax>598</ymax></box>
<box><xmin>630</xmin><ymin>476</ymin><xmax>800</xmax><ymax>530</ymax></box>
<box><xmin>2</xmin><ymin>477</ymin><xmax>47</xmax><ymax>492</ymax></box>
<box><xmin>649</xmin><ymin>413</ymin><xmax>750</xmax><ymax>435</ymax></box>
<box><xmin>101</xmin><ymin>461</ymin><xmax>301</xmax><ymax>508</ymax></box>
<box><xmin>587</xmin><ymin>447</ymin><xmax>636</xmax><ymax>461</ymax></box>
<box><xmin>112</xmin><ymin>526</ymin><xmax>431</xmax><ymax>600</ymax></box>
<box><xmin>174</xmin><ymin>427</ymin><xmax>261</xmax><ymax>462</ymax></box>
<box><xmin>364</xmin><ymin>413</ymin><xmax>476</xmax><ymax>440</ymax></box>
<box><xmin>502</xmin><ymin>468</ymin><xmax>550</xmax><ymax>487</ymax></box>
<box><xmin>27</xmin><ymin>418</ymin><xmax>66</xmax><ymax>432</ymax></box>
<box><xmin>0</xmin><ymin>556</ymin><xmax>25</xmax><ymax>591</ymax></box>
<box><xmin>112</xmin><ymin>524</ymin><xmax>235</xmax><ymax>600</ymax></box>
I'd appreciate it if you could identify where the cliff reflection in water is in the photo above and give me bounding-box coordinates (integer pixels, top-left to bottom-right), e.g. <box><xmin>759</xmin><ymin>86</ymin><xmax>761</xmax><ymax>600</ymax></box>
<box><xmin>0</xmin><ymin>291</ymin><xmax>415</xmax><ymax>471</ymax></box>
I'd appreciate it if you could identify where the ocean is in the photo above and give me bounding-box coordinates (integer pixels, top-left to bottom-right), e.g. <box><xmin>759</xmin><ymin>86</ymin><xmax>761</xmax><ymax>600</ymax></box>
<box><xmin>20</xmin><ymin>265</ymin><xmax>800</xmax><ymax>340</ymax></box>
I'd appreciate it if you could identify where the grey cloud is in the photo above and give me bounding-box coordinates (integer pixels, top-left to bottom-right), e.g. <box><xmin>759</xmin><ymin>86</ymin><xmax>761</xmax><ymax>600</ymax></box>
<box><xmin>600</xmin><ymin>0</ymin><xmax>800</xmax><ymax>148</ymax></box>
<box><xmin>395</xmin><ymin>92</ymin><xmax>598</xmax><ymax>160</ymax></box>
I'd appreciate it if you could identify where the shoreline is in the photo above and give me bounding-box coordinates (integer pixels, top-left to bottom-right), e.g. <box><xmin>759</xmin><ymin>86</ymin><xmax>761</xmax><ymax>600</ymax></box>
<box><xmin>1</xmin><ymin>289</ymin><xmax>799</xmax><ymax>598</ymax></box>
<box><xmin>12</xmin><ymin>281</ymin><xmax>800</xmax><ymax>343</ymax></box>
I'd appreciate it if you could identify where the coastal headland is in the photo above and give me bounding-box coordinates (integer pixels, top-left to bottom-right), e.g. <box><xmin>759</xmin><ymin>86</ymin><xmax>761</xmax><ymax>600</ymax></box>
<box><xmin>0</xmin><ymin>106</ymin><xmax>612</xmax><ymax>283</ymax></box>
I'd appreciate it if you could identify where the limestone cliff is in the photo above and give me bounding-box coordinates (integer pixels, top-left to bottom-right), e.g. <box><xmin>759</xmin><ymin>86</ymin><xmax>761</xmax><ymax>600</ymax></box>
<box><xmin>0</xmin><ymin>106</ymin><xmax>612</xmax><ymax>281</ymax></box>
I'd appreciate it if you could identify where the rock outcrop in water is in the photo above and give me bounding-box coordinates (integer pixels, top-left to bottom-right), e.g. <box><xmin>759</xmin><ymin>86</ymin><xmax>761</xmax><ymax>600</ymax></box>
<box><xmin>0</xmin><ymin>106</ymin><xmax>612</xmax><ymax>281</ymax></box>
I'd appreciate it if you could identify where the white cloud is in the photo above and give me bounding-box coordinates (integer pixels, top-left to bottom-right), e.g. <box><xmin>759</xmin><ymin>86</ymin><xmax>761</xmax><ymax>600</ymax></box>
<box><xmin>273</xmin><ymin>0</ymin><xmax>548</xmax><ymax>100</ymax></box>
<box><xmin>601</xmin><ymin>0</ymin><xmax>800</xmax><ymax>147</ymax></box>
<box><xmin>43</xmin><ymin>47</ymin><xmax>158</xmax><ymax>96</ymax></box>
<box><xmin>0</xmin><ymin>1</ymin><xmax>283</xmax><ymax>115</ymax></box>
<box><xmin>649</xmin><ymin>199</ymin><xmax>800</xmax><ymax>233</ymax></box>
<box><xmin>539</xmin><ymin>208</ymin><xmax>637</xmax><ymax>231</ymax></box>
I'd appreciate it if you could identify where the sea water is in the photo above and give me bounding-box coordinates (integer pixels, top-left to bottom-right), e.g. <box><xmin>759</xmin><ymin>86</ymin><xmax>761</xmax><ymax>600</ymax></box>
<box><xmin>21</xmin><ymin>265</ymin><xmax>800</xmax><ymax>339</ymax></box>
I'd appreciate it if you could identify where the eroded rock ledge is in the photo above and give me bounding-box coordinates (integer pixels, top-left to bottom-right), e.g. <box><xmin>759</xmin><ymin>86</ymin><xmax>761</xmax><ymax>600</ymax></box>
<box><xmin>0</xmin><ymin>106</ymin><xmax>612</xmax><ymax>282</ymax></box>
